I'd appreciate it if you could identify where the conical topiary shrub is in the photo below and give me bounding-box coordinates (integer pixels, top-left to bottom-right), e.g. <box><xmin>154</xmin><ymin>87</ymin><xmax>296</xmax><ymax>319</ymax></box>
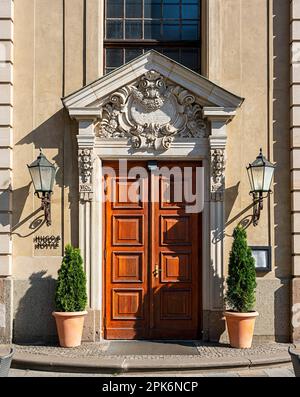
<box><xmin>226</xmin><ymin>226</ymin><xmax>257</xmax><ymax>312</ymax></box>
<box><xmin>53</xmin><ymin>244</ymin><xmax>88</xmax><ymax>347</ymax></box>
<box><xmin>224</xmin><ymin>226</ymin><xmax>258</xmax><ymax>349</ymax></box>
<box><xmin>55</xmin><ymin>244</ymin><xmax>87</xmax><ymax>312</ymax></box>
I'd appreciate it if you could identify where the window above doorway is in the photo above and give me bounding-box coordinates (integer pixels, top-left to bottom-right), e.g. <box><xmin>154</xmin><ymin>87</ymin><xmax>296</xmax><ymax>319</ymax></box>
<box><xmin>104</xmin><ymin>0</ymin><xmax>201</xmax><ymax>74</ymax></box>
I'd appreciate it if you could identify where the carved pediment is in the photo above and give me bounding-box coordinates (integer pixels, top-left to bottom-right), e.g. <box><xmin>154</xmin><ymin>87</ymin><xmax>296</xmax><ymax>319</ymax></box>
<box><xmin>94</xmin><ymin>71</ymin><xmax>208</xmax><ymax>151</ymax></box>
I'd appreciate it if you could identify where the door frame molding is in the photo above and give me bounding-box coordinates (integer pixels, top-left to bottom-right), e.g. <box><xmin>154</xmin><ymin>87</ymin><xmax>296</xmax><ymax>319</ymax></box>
<box><xmin>74</xmin><ymin>112</ymin><xmax>231</xmax><ymax>340</ymax></box>
<box><xmin>63</xmin><ymin>51</ymin><xmax>243</xmax><ymax>340</ymax></box>
<box><xmin>103</xmin><ymin>160</ymin><xmax>203</xmax><ymax>339</ymax></box>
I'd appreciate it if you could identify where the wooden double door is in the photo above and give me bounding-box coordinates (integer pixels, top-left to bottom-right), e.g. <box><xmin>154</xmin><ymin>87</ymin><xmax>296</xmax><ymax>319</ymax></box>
<box><xmin>104</xmin><ymin>161</ymin><xmax>202</xmax><ymax>339</ymax></box>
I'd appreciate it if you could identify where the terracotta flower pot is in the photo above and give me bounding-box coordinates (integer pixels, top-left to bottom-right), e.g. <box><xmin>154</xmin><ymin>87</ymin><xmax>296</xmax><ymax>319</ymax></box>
<box><xmin>289</xmin><ymin>346</ymin><xmax>300</xmax><ymax>377</ymax></box>
<box><xmin>52</xmin><ymin>311</ymin><xmax>87</xmax><ymax>348</ymax></box>
<box><xmin>224</xmin><ymin>311</ymin><xmax>259</xmax><ymax>349</ymax></box>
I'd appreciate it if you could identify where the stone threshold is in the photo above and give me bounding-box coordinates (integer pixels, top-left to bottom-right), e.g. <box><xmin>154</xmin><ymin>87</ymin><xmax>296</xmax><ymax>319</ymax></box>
<box><xmin>5</xmin><ymin>341</ymin><xmax>292</xmax><ymax>374</ymax></box>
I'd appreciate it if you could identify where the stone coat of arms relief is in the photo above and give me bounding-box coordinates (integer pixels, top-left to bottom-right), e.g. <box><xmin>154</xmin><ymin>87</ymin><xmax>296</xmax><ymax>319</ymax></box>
<box><xmin>95</xmin><ymin>70</ymin><xmax>208</xmax><ymax>151</ymax></box>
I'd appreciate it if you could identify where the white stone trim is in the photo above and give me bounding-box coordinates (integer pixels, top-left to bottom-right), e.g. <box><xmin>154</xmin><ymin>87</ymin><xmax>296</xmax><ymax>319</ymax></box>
<box><xmin>0</xmin><ymin>255</ymin><xmax>11</xmax><ymax>277</ymax></box>
<box><xmin>291</xmin><ymin>1</ymin><xmax>300</xmax><ymax>276</ymax></box>
<box><xmin>63</xmin><ymin>51</ymin><xmax>243</xmax><ymax>110</ymax></box>
<box><xmin>0</xmin><ymin>0</ymin><xmax>14</xmax><ymax>19</ymax></box>
<box><xmin>0</xmin><ymin>20</ymin><xmax>13</xmax><ymax>41</ymax></box>
<box><xmin>0</xmin><ymin>84</ymin><xmax>13</xmax><ymax>104</ymax></box>
<box><xmin>0</xmin><ymin>234</ymin><xmax>12</xmax><ymax>254</ymax></box>
<box><xmin>0</xmin><ymin>64</ymin><xmax>13</xmax><ymax>83</ymax></box>
<box><xmin>0</xmin><ymin>148</ymin><xmax>12</xmax><ymax>168</ymax></box>
<box><xmin>0</xmin><ymin>170</ymin><xmax>12</xmax><ymax>190</ymax></box>
<box><xmin>0</xmin><ymin>0</ymin><xmax>13</xmax><ymax>277</ymax></box>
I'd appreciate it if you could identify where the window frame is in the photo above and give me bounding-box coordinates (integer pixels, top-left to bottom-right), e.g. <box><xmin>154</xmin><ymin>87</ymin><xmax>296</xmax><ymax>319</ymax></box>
<box><xmin>104</xmin><ymin>0</ymin><xmax>202</xmax><ymax>74</ymax></box>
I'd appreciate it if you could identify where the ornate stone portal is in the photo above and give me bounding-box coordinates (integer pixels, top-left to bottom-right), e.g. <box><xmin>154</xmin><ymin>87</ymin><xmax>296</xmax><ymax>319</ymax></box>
<box><xmin>63</xmin><ymin>50</ymin><xmax>243</xmax><ymax>341</ymax></box>
<box><xmin>95</xmin><ymin>70</ymin><xmax>208</xmax><ymax>151</ymax></box>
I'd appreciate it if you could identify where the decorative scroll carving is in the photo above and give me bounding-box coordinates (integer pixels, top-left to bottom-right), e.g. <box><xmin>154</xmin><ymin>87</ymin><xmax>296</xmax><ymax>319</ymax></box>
<box><xmin>211</xmin><ymin>148</ymin><xmax>225</xmax><ymax>201</ymax></box>
<box><xmin>79</xmin><ymin>148</ymin><xmax>93</xmax><ymax>201</ymax></box>
<box><xmin>95</xmin><ymin>71</ymin><xmax>207</xmax><ymax>151</ymax></box>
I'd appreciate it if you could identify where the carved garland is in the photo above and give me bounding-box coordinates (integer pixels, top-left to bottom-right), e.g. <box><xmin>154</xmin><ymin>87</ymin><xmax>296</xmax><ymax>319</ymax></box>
<box><xmin>95</xmin><ymin>70</ymin><xmax>207</xmax><ymax>151</ymax></box>
<box><xmin>79</xmin><ymin>148</ymin><xmax>93</xmax><ymax>201</ymax></box>
<box><xmin>211</xmin><ymin>148</ymin><xmax>225</xmax><ymax>201</ymax></box>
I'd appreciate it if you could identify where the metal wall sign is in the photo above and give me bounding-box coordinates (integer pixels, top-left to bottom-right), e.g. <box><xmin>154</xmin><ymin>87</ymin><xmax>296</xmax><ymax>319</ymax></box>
<box><xmin>34</xmin><ymin>235</ymin><xmax>61</xmax><ymax>250</ymax></box>
<box><xmin>250</xmin><ymin>246</ymin><xmax>272</xmax><ymax>272</ymax></box>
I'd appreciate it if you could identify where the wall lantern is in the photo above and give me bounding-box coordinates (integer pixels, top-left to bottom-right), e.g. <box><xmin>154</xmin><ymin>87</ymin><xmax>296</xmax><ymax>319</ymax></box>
<box><xmin>27</xmin><ymin>149</ymin><xmax>57</xmax><ymax>226</ymax></box>
<box><xmin>246</xmin><ymin>149</ymin><xmax>275</xmax><ymax>227</ymax></box>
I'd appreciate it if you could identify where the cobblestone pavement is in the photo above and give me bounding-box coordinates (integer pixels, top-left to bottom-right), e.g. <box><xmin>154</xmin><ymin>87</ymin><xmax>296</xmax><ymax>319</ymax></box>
<box><xmin>8</xmin><ymin>365</ymin><xmax>295</xmax><ymax>377</ymax></box>
<box><xmin>11</xmin><ymin>341</ymin><xmax>290</xmax><ymax>360</ymax></box>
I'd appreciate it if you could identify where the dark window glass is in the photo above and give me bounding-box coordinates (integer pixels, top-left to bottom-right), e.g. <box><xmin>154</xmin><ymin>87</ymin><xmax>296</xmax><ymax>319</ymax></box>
<box><xmin>182</xmin><ymin>21</ymin><xmax>198</xmax><ymax>40</ymax></box>
<box><xmin>106</xmin><ymin>48</ymin><xmax>124</xmax><ymax>67</ymax></box>
<box><xmin>107</xmin><ymin>0</ymin><xmax>124</xmax><ymax>18</ymax></box>
<box><xmin>163</xmin><ymin>23</ymin><xmax>180</xmax><ymax>40</ymax></box>
<box><xmin>125</xmin><ymin>21</ymin><xmax>143</xmax><ymax>38</ymax></box>
<box><xmin>144</xmin><ymin>1</ymin><xmax>161</xmax><ymax>18</ymax></box>
<box><xmin>105</xmin><ymin>47</ymin><xmax>199</xmax><ymax>73</ymax></box>
<box><xmin>125</xmin><ymin>48</ymin><xmax>143</xmax><ymax>62</ymax></box>
<box><xmin>126</xmin><ymin>0</ymin><xmax>143</xmax><ymax>18</ymax></box>
<box><xmin>182</xmin><ymin>5</ymin><xmax>199</xmax><ymax>19</ymax></box>
<box><xmin>144</xmin><ymin>21</ymin><xmax>161</xmax><ymax>39</ymax></box>
<box><xmin>106</xmin><ymin>21</ymin><xmax>123</xmax><ymax>39</ymax></box>
<box><xmin>181</xmin><ymin>48</ymin><xmax>198</xmax><ymax>70</ymax></box>
<box><xmin>163</xmin><ymin>4</ymin><xmax>180</xmax><ymax>18</ymax></box>
<box><xmin>162</xmin><ymin>48</ymin><xmax>180</xmax><ymax>63</ymax></box>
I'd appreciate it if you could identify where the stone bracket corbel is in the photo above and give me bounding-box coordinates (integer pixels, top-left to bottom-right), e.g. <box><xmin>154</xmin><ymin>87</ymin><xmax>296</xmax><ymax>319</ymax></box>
<box><xmin>204</xmin><ymin>107</ymin><xmax>234</xmax><ymax>203</ymax></box>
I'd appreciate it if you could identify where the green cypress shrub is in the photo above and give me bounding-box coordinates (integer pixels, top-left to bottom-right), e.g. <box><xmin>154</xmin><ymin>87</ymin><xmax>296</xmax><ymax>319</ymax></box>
<box><xmin>225</xmin><ymin>226</ymin><xmax>257</xmax><ymax>313</ymax></box>
<box><xmin>55</xmin><ymin>244</ymin><xmax>87</xmax><ymax>312</ymax></box>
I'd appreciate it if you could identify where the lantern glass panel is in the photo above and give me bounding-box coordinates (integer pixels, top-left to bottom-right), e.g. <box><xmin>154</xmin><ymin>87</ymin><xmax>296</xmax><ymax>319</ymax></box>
<box><xmin>39</xmin><ymin>166</ymin><xmax>54</xmax><ymax>192</ymax></box>
<box><xmin>262</xmin><ymin>165</ymin><xmax>274</xmax><ymax>192</ymax></box>
<box><xmin>28</xmin><ymin>166</ymin><xmax>42</xmax><ymax>192</ymax></box>
<box><xmin>251</xmin><ymin>166</ymin><xmax>264</xmax><ymax>192</ymax></box>
<box><xmin>247</xmin><ymin>167</ymin><xmax>255</xmax><ymax>192</ymax></box>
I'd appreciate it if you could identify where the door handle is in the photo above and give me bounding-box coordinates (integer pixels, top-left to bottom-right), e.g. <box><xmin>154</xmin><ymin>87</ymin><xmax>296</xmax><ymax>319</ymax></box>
<box><xmin>153</xmin><ymin>264</ymin><xmax>162</xmax><ymax>278</ymax></box>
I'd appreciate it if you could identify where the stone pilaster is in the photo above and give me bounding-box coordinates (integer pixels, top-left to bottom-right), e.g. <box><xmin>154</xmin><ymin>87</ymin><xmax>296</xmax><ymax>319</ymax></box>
<box><xmin>291</xmin><ymin>0</ymin><xmax>300</xmax><ymax>342</ymax></box>
<box><xmin>77</xmin><ymin>120</ymin><xmax>95</xmax><ymax>306</ymax></box>
<box><xmin>203</xmin><ymin>108</ymin><xmax>236</xmax><ymax>341</ymax></box>
<box><xmin>0</xmin><ymin>0</ymin><xmax>13</xmax><ymax>343</ymax></box>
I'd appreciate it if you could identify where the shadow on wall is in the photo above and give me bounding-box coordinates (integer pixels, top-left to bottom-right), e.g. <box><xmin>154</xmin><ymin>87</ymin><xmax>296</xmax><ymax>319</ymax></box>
<box><xmin>207</xmin><ymin>259</ymin><xmax>226</xmax><ymax>343</ymax></box>
<box><xmin>272</xmin><ymin>0</ymin><xmax>291</xmax><ymax>342</ymax></box>
<box><xmin>12</xmin><ymin>108</ymin><xmax>80</xmax><ymax>343</ymax></box>
<box><xmin>224</xmin><ymin>182</ymin><xmax>240</xmax><ymax>224</ymax></box>
<box><xmin>14</xmin><ymin>108</ymin><xmax>79</xmax><ymax>248</ymax></box>
<box><xmin>13</xmin><ymin>271</ymin><xmax>58</xmax><ymax>344</ymax></box>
